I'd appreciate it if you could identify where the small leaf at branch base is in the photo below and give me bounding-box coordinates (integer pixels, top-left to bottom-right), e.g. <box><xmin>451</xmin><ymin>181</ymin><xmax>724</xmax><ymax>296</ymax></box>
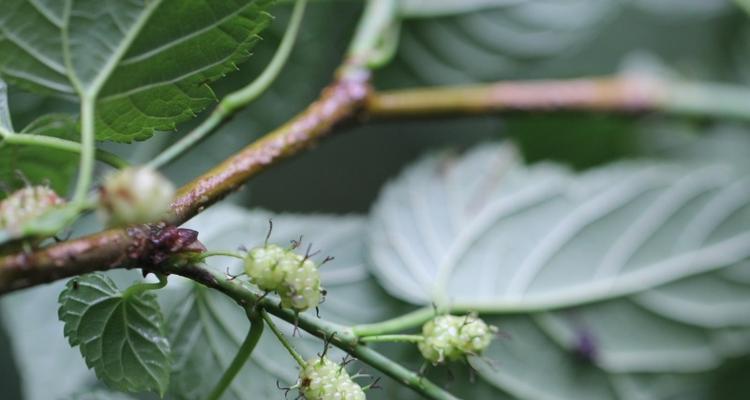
<box><xmin>58</xmin><ymin>273</ymin><xmax>171</xmax><ymax>396</ymax></box>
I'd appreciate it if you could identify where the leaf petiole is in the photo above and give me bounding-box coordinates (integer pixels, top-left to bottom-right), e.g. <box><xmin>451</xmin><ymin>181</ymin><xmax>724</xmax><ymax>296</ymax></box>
<box><xmin>359</xmin><ymin>334</ymin><xmax>424</xmax><ymax>344</ymax></box>
<box><xmin>122</xmin><ymin>274</ymin><xmax>168</xmax><ymax>299</ymax></box>
<box><xmin>262</xmin><ymin>309</ymin><xmax>306</xmax><ymax>367</ymax></box>
<box><xmin>206</xmin><ymin>311</ymin><xmax>265</xmax><ymax>400</ymax></box>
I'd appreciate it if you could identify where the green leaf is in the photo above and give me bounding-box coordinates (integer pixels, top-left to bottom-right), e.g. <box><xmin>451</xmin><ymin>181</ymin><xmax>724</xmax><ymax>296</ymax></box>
<box><xmin>381</xmin><ymin>0</ymin><xmax>731</xmax><ymax>88</ymax></box>
<box><xmin>0</xmin><ymin>0</ymin><xmax>274</xmax><ymax>142</ymax></box>
<box><xmin>398</xmin><ymin>0</ymin><xmax>527</xmax><ymax>18</ymax></box>
<box><xmin>1</xmin><ymin>282</ymin><xmax>95</xmax><ymax>400</ymax></box>
<box><xmin>0</xmin><ymin>114</ymin><xmax>79</xmax><ymax>197</ymax></box>
<box><xmin>368</xmin><ymin>143</ymin><xmax>750</xmax><ymax>398</ymax></box>
<box><xmin>167</xmin><ymin>205</ymin><xmax>407</xmax><ymax>399</ymax></box>
<box><xmin>64</xmin><ymin>391</ymin><xmax>137</xmax><ymax>400</ymax></box>
<box><xmin>0</xmin><ymin>79</ymin><xmax>12</xmax><ymax>130</ymax></box>
<box><xmin>58</xmin><ymin>273</ymin><xmax>171</xmax><ymax>396</ymax></box>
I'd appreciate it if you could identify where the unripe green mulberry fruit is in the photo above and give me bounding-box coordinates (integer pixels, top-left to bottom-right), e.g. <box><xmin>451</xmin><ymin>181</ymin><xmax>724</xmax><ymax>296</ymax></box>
<box><xmin>244</xmin><ymin>245</ymin><xmax>323</xmax><ymax>312</ymax></box>
<box><xmin>278</xmin><ymin>252</ymin><xmax>322</xmax><ymax>312</ymax></box>
<box><xmin>299</xmin><ymin>357</ymin><xmax>366</xmax><ymax>400</ymax></box>
<box><xmin>418</xmin><ymin>314</ymin><xmax>496</xmax><ymax>364</ymax></box>
<box><xmin>0</xmin><ymin>186</ymin><xmax>65</xmax><ymax>236</ymax></box>
<box><xmin>243</xmin><ymin>244</ymin><xmax>286</xmax><ymax>291</ymax></box>
<box><xmin>98</xmin><ymin>167</ymin><xmax>175</xmax><ymax>227</ymax></box>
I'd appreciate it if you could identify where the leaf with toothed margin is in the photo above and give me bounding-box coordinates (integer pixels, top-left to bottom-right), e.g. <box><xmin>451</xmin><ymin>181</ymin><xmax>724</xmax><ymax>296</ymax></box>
<box><xmin>0</xmin><ymin>0</ymin><xmax>274</xmax><ymax>142</ymax></box>
<box><xmin>368</xmin><ymin>142</ymin><xmax>750</xmax><ymax>399</ymax></box>
<box><xmin>58</xmin><ymin>273</ymin><xmax>171</xmax><ymax>396</ymax></box>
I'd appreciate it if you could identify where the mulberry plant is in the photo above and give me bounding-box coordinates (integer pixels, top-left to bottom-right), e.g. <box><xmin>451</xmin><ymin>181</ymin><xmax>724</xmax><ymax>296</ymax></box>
<box><xmin>1</xmin><ymin>0</ymin><xmax>750</xmax><ymax>399</ymax></box>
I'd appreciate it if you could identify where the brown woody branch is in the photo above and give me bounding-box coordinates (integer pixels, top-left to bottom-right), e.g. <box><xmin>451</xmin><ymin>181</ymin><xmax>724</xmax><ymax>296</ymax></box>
<box><xmin>2</xmin><ymin>73</ymin><xmax>748</xmax><ymax>294</ymax></box>
<box><xmin>0</xmin><ymin>64</ymin><xmax>371</xmax><ymax>294</ymax></box>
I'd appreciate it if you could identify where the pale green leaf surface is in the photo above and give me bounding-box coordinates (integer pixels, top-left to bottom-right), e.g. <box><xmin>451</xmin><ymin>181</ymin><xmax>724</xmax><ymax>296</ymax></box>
<box><xmin>1</xmin><ymin>281</ymin><xmax>95</xmax><ymax>400</ymax></box>
<box><xmin>168</xmin><ymin>205</ymin><xmax>406</xmax><ymax>399</ymax></box>
<box><xmin>381</xmin><ymin>0</ymin><xmax>731</xmax><ymax>88</ymax></box>
<box><xmin>398</xmin><ymin>0</ymin><xmax>729</xmax><ymax>18</ymax></box>
<box><xmin>63</xmin><ymin>390</ymin><xmax>137</xmax><ymax>400</ymax></box>
<box><xmin>58</xmin><ymin>273</ymin><xmax>171</xmax><ymax>396</ymax></box>
<box><xmin>0</xmin><ymin>79</ymin><xmax>12</xmax><ymax>130</ymax></box>
<box><xmin>0</xmin><ymin>0</ymin><xmax>274</xmax><ymax>142</ymax></box>
<box><xmin>368</xmin><ymin>143</ymin><xmax>750</xmax><ymax>398</ymax></box>
<box><xmin>398</xmin><ymin>0</ymin><xmax>527</xmax><ymax>18</ymax></box>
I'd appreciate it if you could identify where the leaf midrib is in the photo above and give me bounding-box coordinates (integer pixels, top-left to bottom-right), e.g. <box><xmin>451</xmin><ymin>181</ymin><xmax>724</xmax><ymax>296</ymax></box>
<box><xmin>66</xmin><ymin>0</ymin><xmax>164</xmax><ymax>97</ymax></box>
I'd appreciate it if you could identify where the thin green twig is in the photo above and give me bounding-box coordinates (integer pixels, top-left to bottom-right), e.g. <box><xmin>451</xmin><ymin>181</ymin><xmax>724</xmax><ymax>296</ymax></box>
<box><xmin>0</xmin><ymin>130</ymin><xmax>127</xmax><ymax>169</ymax></box>
<box><xmin>359</xmin><ymin>334</ymin><xmax>424</xmax><ymax>343</ymax></box>
<box><xmin>206</xmin><ymin>311</ymin><xmax>265</xmax><ymax>400</ymax></box>
<box><xmin>147</xmin><ymin>0</ymin><xmax>309</xmax><ymax>169</ymax></box>
<box><xmin>170</xmin><ymin>264</ymin><xmax>460</xmax><ymax>400</ymax></box>
<box><xmin>262</xmin><ymin>309</ymin><xmax>306</xmax><ymax>367</ymax></box>
<box><xmin>347</xmin><ymin>0</ymin><xmax>397</xmax><ymax>67</ymax></box>
<box><xmin>200</xmin><ymin>250</ymin><xmax>246</xmax><ymax>260</ymax></box>
<box><xmin>352</xmin><ymin>307</ymin><xmax>436</xmax><ymax>337</ymax></box>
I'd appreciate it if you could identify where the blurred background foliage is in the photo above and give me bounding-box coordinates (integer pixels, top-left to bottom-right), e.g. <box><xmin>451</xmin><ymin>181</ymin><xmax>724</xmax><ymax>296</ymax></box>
<box><xmin>2</xmin><ymin>0</ymin><xmax>750</xmax><ymax>398</ymax></box>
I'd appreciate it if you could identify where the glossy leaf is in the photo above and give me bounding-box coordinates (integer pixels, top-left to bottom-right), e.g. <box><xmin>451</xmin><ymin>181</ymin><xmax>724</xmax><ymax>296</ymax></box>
<box><xmin>0</xmin><ymin>0</ymin><xmax>274</xmax><ymax>142</ymax></box>
<box><xmin>58</xmin><ymin>273</ymin><xmax>171</xmax><ymax>396</ymax></box>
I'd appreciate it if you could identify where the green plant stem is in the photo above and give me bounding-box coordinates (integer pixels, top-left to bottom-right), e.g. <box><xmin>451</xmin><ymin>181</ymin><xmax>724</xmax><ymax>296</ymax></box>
<box><xmin>352</xmin><ymin>307</ymin><xmax>436</xmax><ymax>337</ymax></box>
<box><xmin>172</xmin><ymin>264</ymin><xmax>458</xmax><ymax>400</ymax></box>
<box><xmin>349</xmin><ymin>345</ymin><xmax>458</xmax><ymax>400</ymax></box>
<box><xmin>72</xmin><ymin>99</ymin><xmax>96</xmax><ymax>205</ymax></box>
<box><xmin>122</xmin><ymin>274</ymin><xmax>168</xmax><ymax>298</ymax></box>
<box><xmin>200</xmin><ymin>250</ymin><xmax>246</xmax><ymax>260</ymax></box>
<box><xmin>347</xmin><ymin>0</ymin><xmax>398</xmax><ymax>67</ymax></box>
<box><xmin>147</xmin><ymin>0</ymin><xmax>308</xmax><ymax>169</ymax></box>
<box><xmin>261</xmin><ymin>309</ymin><xmax>306</xmax><ymax>367</ymax></box>
<box><xmin>0</xmin><ymin>130</ymin><xmax>127</xmax><ymax>169</ymax></box>
<box><xmin>359</xmin><ymin>334</ymin><xmax>424</xmax><ymax>343</ymax></box>
<box><xmin>206</xmin><ymin>312</ymin><xmax>264</xmax><ymax>400</ymax></box>
<box><xmin>367</xmin><ymin>77</ymin><xmax>750</xmax><ymax>121</ymax></box>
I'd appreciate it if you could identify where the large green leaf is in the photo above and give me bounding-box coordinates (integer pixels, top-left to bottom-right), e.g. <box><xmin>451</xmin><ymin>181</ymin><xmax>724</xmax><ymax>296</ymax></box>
<box><xmin>168</xmin><ymin>205</ymin><xmax>408</xmax><ymax>399</ymax></box>
<box><xmin>58</xmin><ymin>273</ymin><xmax>171</xmax><ymax>396</ymax></box>
<box><xmin>0</xmin><ymin>0</ymin><xmax>274</xmax><ymax>142</ymax></box>
<box><xmin>399</xmin><ymin>0</ymin><xmax>730</xmax><ymax>18</ymax></box>
<box><xmin>368</xmin><ymin>143</ymin><xmax>750</xmax><ymax>398</ymax></box>
<box><xmin>380</xmin><ymin>0</ymin><xmax>731</xmax><ymax>88</ymax></box>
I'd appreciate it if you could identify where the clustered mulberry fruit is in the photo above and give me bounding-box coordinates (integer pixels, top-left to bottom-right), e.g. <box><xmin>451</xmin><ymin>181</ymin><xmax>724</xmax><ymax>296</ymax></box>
<box><xmin>244</xmin><ymin>244</ymin><xmax>323</xmax><ymax>312</ymax></box>
<box><xmin>98</xmin><ymin>167</ymin><xmax>175</xmax><ymax>227</ymax></box>
<box><xmin>0</xmin><ymin>185</ymin><xmax>65</xmax><ymax>236</ymax></box>
<box><xmin>418</xmin><ymin>314</ymin><xmax>497</xmax><ymax>364</ymax></box>
<box><xmin>298</xmin><ymin>357</ymin><xmax>366</xmax><ymax>400</ymax></box>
